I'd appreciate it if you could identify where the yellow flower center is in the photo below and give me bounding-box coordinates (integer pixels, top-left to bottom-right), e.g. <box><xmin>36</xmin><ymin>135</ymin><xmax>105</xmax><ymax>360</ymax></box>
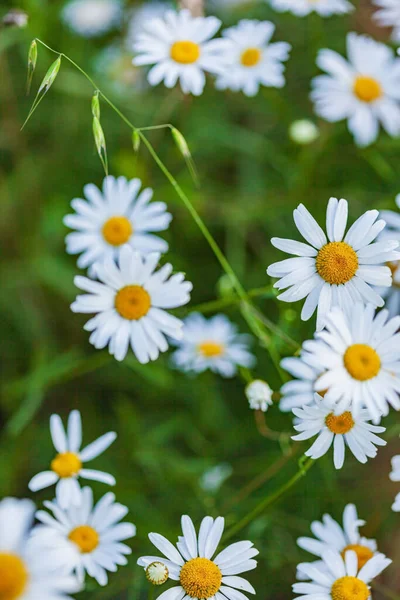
<box><xmin>198</xmin><ymin>341</ymin><xmax>225</xmax><ymax>358</ymax></box>
<box><xmin>316</xmin><ymin>242</ymin><xmax>358</xmax><ymax>285</ymax></box>
<box><xmin>180</xmin><ymin>558</ymin><xmax>222</xmax><ymax>599</ymax></box>
<box><xmin>331</xmin><ymin>576</ymin><xmax>370</xmax><ymax>600</ymax></box>
<box><xmin>170</xmin><ymin>41</ymin><xmax>200</xmax><ymax>64</ymax></box>
<box><xmin>146</xmin><ymin>562</ymin><xmax>169</xmax><ymax>586</ymax></box>
<box><xmin>343</xmin><ymin>344</ymin><xmax>381</xmax><ymax>381</ymax></box>
<box><xmin>0</xmin><ymin>554</ymin><xmax>28</xmax><ymax>600</ymax></box>
<box><xmin>353</xmin><ymin>76</ymin><xmax>382</xmax><ymax>103</ymax></box>
<box><xmin>69</xmin><ymin>525</ymin><xmax>99</xmax><ymax>553</ymax></box>
<box><xmin>51</xmin><ymin>452</ymin><xmax>82</xmax><ymax>478</ymax></box>
<box><xmin>341</xmin><ymin>544</ymin><xmax>374</xmax><ymax>570</ymax></box>
<box><xmin>240</xmin><ymin>47</ymin><xmax>262</xmax><ymax>67</ymax></box>
<box><xmin>115</xmin><ymin>285</ymin><xmax>151</xmax><ymax>320</ymax></box>
<box><xmin>325</xmin><ymin>411</ymin><xmax>355</xmax><ymax>434</ymax></box>
<box><xmin>102</xmin><ymin>216</ymin><xmax>133</xmax><ymax>246</ymax></box>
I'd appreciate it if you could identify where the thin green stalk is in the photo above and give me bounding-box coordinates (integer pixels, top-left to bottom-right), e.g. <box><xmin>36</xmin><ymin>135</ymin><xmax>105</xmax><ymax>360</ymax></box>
<box><xmin>223</xmin><ymin>458</ymin><xmax>314</xmax><ymax>542</ymax></box>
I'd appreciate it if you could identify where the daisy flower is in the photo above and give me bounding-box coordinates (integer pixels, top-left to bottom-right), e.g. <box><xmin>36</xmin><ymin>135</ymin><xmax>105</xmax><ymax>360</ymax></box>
<box><xmin>266</xmin><ymin>197</ymin><xmax>399</xmax><ymax>330</ymax></box>
<box><xmin>269</xmin><ymin>0</ymin><xmax>352</xmax><ymax>17</ymax></box>
<box><xmin>293</xmin><ymin>548</ymin><xmax>391</xmax><ymax>600</ymax></box>
<box><xmin>138</xmin><ymin>514</ymin><xmax>258</xmax><ymax>599</ymax></box>
<box><xmin>246</xmin><ymin>379</ymin><xmax>273</xmax><ymax>411</ymax></box>
<box><xmin>311</xmin><ymin>33</ymin><xmax>400</xmax><ymax>147</ymax></box>
<box><xmin>171</xmin><ymin>313</ymin><xmax>255</xmax><ymax>377</ymax></box>
<box><xmin>71</xmin><ymin>244</ymin><xmax>192</xmax><ymax>363</ymax></box>
<box><xmin>62</xmin><ymin>0</ymin><xmax>122</xmax><ymax>37</ymax></box>
<box><xmin>304</xmin><ymin>303</ymin><xmax>400</xmax><ymax>422</ymax></box>
<box><xmin>64</xmin><ymin>176</ymin><xmax>172</xmax><ymax>275</ymax></box>
<box><xmin>292</xmin><ymin>394</ymin><xmax>386</xmax><ymax>469</ymax></box>
<box><xmin>32</xmin><ymin>487</ymin><xmax>136</xmax><ymax>586</ymax></box>
<box><xmin>215</xmin><ymin>20</ymin><xmax>291</xmax><ymax>97</ymax></box>
<box><xmin>280</xmin><ymin>353</ymin><xmax>324</xmax><ymax>412</ymax></box>
<box><xmin>376</xmin><ymin>194</ymin><xmax>400</xmax><ymax>317</ymax></box>
<box><xmin>0</xmin><ymin>497</ymin><xmax>80</xmax><ymax>600</ymax></box>
<box><xmin>132</xmin><ymin>9</ymin><xmax>231</xmax><ymax>95</ymax></box>
<box><xmin>373</xmin><ymin>0</ymin><xmax>400</xmax><ymax>42</ymax></box>
<box><xmin>28</xmin><ymin>410</ymin><xmax>116</xmax><ymax>508</ymax></box>
<box><xmin>297</xmin><ymin>504</ymin><xmax>378</xmax><ymax>576</ymax></box>
<box><xmin>389</xmin><ymin>454</ymin><xmax>400</xmax><ymax>511</ymax></box>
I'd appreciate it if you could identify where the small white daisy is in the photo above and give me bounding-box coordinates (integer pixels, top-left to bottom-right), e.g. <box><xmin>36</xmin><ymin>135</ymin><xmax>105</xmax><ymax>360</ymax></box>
<box><xmin>28</xmin><ymin>410</ymin><xmax>116</xmax><ymax>508</ymax></box>
<box><xmin>62</xmin><ymin>0</ymin><xmax>122</xmax><ymax>37</ymax></box>
<box><xmin>171</xmin><ymin>313</ymin><xmax>255</xmax><ymax>378</ymax></box>
<box><xmin>71</xmin><ymin>244</ymin><xmax>192</xmax><ymax>363</ymax></box>
<box><xmin>138</xmin><ymin>514</ymin><xmax>258</xmax><ymax>600</ymax></box>
<box><xmin>311</xmin><ymin>33</ymin><xmax>400</xmax><ymax>147</ymax></box>
<box><xmin>292</xmin><ymin>394</ymin><xmax>386</xmax><ymax>469</ymax></box>
<box><xmin>246</xmin><ymin>379</ymin><xmax>273</xmax><ymax>411</ymax></box>
<box><xmin>304</xmin><ymin>303</ymin><xmax>400</xmax><ymax>422</ymax></box>
<box><xmin>132</xmin><ymin>9</ymin><xmax>230</xmax><ymax>95</ymax></box>
<box><xmin>377</xmin><ymin>194</ymin><xmax>400</xmax><ymax>317</ymax></box>
<box><xmin>266</xmin><ymin>197</ymin><xmax>399</xmax><ymax>330</ymax></box>
<box><xmin>0</xmin><ymin>497</ymin><xmax>80</xmax><ymax>600</ymax></box>
<box><xmin>269</xmin><ymin>0</ymin><xmax>353</xmax><ymax>17</ymax></box>
<box><xmin>280</xmin><ymin>353</ymin><xmax>324</xmax><ymax>412</ymax></box>
<box><xmin>215</xmin><ymin>20</ymin><xmax>291</xmax><ymax>97</ymax></box>
<box><xmin>294</xmin><ymin>548</ymin><xmax>391</xmax><ymax>600</ymax></box>
<box><xmin>389</xmin><ymin>453</ymin><xmax>400</xmax><ymax>511</ymax></box>
<box><xmin>64</xmin><ymin>176</ymin><xmax>172</xmax><ymax>275</ymax></box>
<box><xmin>32</xmin><ymin>486</ymin><xmax>136</xmax><ymax>586</ymax></box>
<box><xmin>373</xmin><ymin>0</ymin><xmax>400</xmax><ymax>42</ymax></box>
<box><xmin>297</xmin><ymin>504</ymin><xmax>378</xmax><ymax>577</ymax></box>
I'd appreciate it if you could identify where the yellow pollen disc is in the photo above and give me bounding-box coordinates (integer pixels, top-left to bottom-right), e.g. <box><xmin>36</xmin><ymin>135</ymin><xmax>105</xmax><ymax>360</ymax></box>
<box><xmin>331</xmin><ymin>576</ymin><xmax>370</xmax><ymax>600</ymax></box>
<box><xmin>325</xmin><ymin>412</ymin><xmax>355</xmax><ymax>434</ymax></box>
<box><xmin>115</xmin><ymin>285</ymin><xmax>151</xmax><ymax>320</ymax></box>
<box><xmin>343</xmin><ymin>344</ymin><xmax>381</xmax><ymax>381</ymax></box>
<box><xmin>69</xmin><ymin>525</ymin><xmax>99</xmax><ymax>553</ymax></box>
<box><xmin>198</xmin><ymin>341</ymin><xmax>225</xmax><ymax>358</ymax></box>
<box><xmin>180</xmin><ymin>558</ymin><xmax>222</xmax><ymax>599</ymax></box>
<box><xmin>51</xmin><ymin>452</ymin><xmax>82</xmax><ymax>478</ymax></box>
<box><xmin>170</xmin><ymin>41</ymin><xmax>200</xmax><ymax>64</ymax></box>
<box><xmin>240</xmin><ymin>47</ymin><xmax>262</xmax><ymax>67</ymax></box>
<box><xmin>146</xmin><ymin>562</ymin><xmax>169</xmax><ymax>586</ymax></box>
<box><xmin>0</xmin><ymin>553</ymin><xmax>28</xmax><ymax>600</ymax></box>
<box><xmin>353</xmin><ymin>76</ymin><xmax>382</xmax><ymax>103</ymax></box>
<box><xmin>316</xmin><ymin>242</ymin><xmax>358</xmax><ymax>285</ymax></box>
<box><xmin>102</xmin><ymin>216</ymin><xmax>133</xmax><ymax>246</ymax></box>
<box><xmin>341</xmin><ymin>545</ymin><xmax>374</xmax><ymax>570</ymax></box>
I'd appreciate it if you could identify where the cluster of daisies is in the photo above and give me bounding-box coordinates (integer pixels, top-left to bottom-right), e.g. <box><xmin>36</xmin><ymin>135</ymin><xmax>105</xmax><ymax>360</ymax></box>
<box><xmin>0</xmin><ymin>410</ymin><xmax>136</xmax><ymax>600</ymax></box>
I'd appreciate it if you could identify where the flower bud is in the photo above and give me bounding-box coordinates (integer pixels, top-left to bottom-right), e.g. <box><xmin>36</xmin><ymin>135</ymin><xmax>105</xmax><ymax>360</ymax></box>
<box><xmin>246</xmin><ymin>379</ymin><xmax>273</xmax><ymax>412</ymax></box>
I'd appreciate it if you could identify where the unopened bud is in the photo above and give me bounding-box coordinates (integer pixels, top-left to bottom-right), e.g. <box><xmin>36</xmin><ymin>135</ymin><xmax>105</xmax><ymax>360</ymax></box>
<box><xmin>146</xmin><ymin>562</ymin><xmax>169</xmax><ymax>585</ymax></box>
<box><xmin>246</xmin><ymin>379</ymin><xmax>273</xmax><ymax>412</ymax></box>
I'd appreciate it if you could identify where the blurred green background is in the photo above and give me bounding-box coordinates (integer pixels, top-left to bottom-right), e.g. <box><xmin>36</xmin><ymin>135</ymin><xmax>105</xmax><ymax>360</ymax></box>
<box><xmin>1</xmin><ymin>0</ymin><xmax>400</xmax><ymax>597</ymax></box>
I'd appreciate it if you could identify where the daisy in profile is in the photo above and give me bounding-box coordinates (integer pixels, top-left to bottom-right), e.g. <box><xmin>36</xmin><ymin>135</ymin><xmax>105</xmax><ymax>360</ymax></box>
<box><xmin>269</xmin><ymin>0</ymin><xmax>353</xmax><ymax>17</ymax></box>
<box><xmin>373</xmin><ymin>0</ymin><xmax>400</xmax><ymax>42</ymax></box>
<box><xmin>280</xmin><ymin>353</ymin><xmax>324</xmax><ymax>412</ymax></box>
<box><xmin>71</xmin><ymin>245</ymin><xmax>192</xmax><ymax>363</ymax></box>
<box><xmin>266</xmin><ymin>197</ymin><xmax>399</xmax><ymax>330</ymax></box>
<box><xmin>64</xmin><ymin>176</ymin><xmax>172</xmax><ymax>275</ymax></box>
<box><xmin>311</xmin><ymin>33</ymin><xmax>400</xmax><ymax>147</ymax></box>
<box><xmin>62</xmin><ymin>0</ymin><xmax>122</xmax><ymax>37</ymax></box>
<box><xmin>215</xmin><ymin>20</ymin><xmax>291</xmax><ymax>97</ymax></box>
<box><xmin>377</xmin><ymin>194</ymin><xmax>400</xmax><ymax>317</ymax></box>
<box><xmin>305</xmin><ymin>303</ymin><xmax>400</xmax><ymax>422</ymax></box>
<box><xmin>171</xmin><ymin>313</ymin><xmax>255</xmax><ymax>377</ymax></box>
<box><xmin>138</xmin><ymin>514</ymin><xmax>258</xmax><ymax>598</ymax></box>
<box><xmin>297</xmin><ymin>504</ymin><xmax>378</xmax><ymax>575</ymax></box>
<box><xmin>292</xmin><ymin>394</ymin><xmax>386</xmax><ymax>469</ymax></box>
<box><xmin>28</xmin><ymin>410</ymin><xmax>116</xmax><ymax>508</ymax></box>
<box><xmin>389</xmin><ymin>454</ymin><xmax>400</xmax><ymax>511</ymax></box>
<box><xmin>132</xmin><ymin>9</ymin><xmax>230</xmax><ymax>95</ymax></box>
<box><xmin>32</xmin><ymin>487</ymin><xmax>136</xmax><ymax>586</ymax></box>
<box><xmin>0</xmin><ymin>497</ymin><xmax>80</xmax><ymax>600</ymax></box>
<box><xmin>294</xmin><ymin>549</ymin><xmax>391</xmax><ymax>600</ymax></box>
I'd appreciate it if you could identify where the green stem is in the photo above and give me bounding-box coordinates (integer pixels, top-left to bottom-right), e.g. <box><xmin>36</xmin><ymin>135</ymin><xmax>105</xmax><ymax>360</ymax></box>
<box><xmin>223</xmin><ymin>458</ymin><xmax>314</xmax><ymax>542</ymax></box>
